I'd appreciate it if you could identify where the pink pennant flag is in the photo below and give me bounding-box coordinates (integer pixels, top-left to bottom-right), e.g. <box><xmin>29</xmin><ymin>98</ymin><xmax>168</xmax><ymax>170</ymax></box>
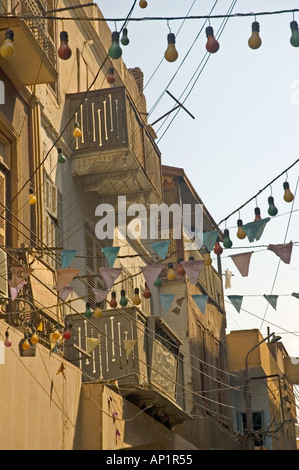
<box><xmin>10</xmin><ymin>267</ymin><xmax>34</xmax><ymax>288</ymax></box>
<box><xmin>268</xmin><ymin>241</ymin><xmax>293</xmax><ymax>264</ymax></box>
<box><xmin>140</xmin><ymin>265</ymin><xmax>163</xmax><ymax>289</ymax></box>
<box><xmin>99</xmin><ymin>267</ymin><xmax>122</xmax><ymax>289</ymax></box>
<box><xmin>230</xmin><ymin>251</ymin><xmax>253</xmax><ymax>277</ymax></box>
<box><xmin>9</xmin><ymin>279</ymin><xmax>27</xmax><ymax>301</ymax></box>
<box><xmin>56</xmin><ymin>268</ymin><xmax>80</xmax><ymax>291</ymax></box>
<box><xmin>180</xmin><ymin>260</ymin><xmax>204</xmax><ymax>284</ymax></box>
<box><xmin>58</xmin><ymin>285</ymin><xmax>73</xmax><ymax>301</ymax></box>
<box><xmin>93</xmin><ymin>288</ymin><xmax>109</xmax><ymax>302</ymax></box>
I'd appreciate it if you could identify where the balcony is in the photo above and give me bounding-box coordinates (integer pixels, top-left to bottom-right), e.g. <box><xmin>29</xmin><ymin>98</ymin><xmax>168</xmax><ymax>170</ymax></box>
<box><xmin>65</xmin><ymin>86</ymin><xmax>163</xmax><ymax>204</ymax></box>
<box><xmin>64</xmin><ymin>307</ymin><xmax>191</xmax><ymax>428</ymax></box>
<box><xmin>0</xmin><ymin>1</ymin><xmax>57</xmax><ymax>87</ymax></box>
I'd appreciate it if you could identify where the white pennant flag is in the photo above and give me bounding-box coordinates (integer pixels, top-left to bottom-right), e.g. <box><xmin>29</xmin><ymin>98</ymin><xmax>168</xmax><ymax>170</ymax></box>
<box><xmin>123</xmin><ymin>339</ymin><xmax>137</xmax><ymax>357</ymax></box>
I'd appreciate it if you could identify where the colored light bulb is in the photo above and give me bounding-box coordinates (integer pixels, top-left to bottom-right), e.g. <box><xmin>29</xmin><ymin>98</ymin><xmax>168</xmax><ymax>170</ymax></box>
<box><xmin>22</xmin><ymin>338</ymin><xmax>31</xmax><ymax>351</ymax></box>
<box><xmin>63</xmin><ymin>324</ymin><xmax>72</xmax><ymax>340</ymax></box>
<box><xmin>214</xmin><ymin>239</ymin><xmax>223</xmax><ymax>255</ymax></box>
<box><xmin>108</xmin><ymin>31</ymin><xmax>122</xmax><ymax>60</ymax></box>
<box><xmin>267</xmin><ymin>196</ymin><xmax>278</xmax><ymax>216</ymax></box>
<box><xmin>205</xmin><ymin>26</ymin><xmax>219</xmax><ymax>53</ymax></box>
<box><xmin>153</xmin><ymin>277</ymin><xmax>162</xmax><ymax>287</ymax></box>
<box><xmin>30</xmin><ymin>332</ymin><xmax>39</xmax><ymax>344</ymax></box>
<box><xmin>283</xmin><ymin>182</ymin><xmax>294</xmax><ymax>202</ymax></box>
<box><xmin>29</xmin><ymin>188</ymin><xmax>37</xmax><ymax>205</ymax></box>
<box><xmin>109</xmin><ymin>291</ymin><xmax>117</xmax><ymax>308</ymax></box>
<box><xmin>94</xmin><ymin>302</ymin><xmax>102</xmax><ymax>318</ymax></box>
<box><xmin>73</xmin><ymin>122</ymin><xmax>82</xmax><ymax>138</ymax></box>
<box><xmin>204</xmin><ymin>252</ymin><xmax>212</xmax><ymax>266</ymax></box>
<box><xmin>248</xmin><ymin>21</ymin><xmax>262</xmax><ymax>49</ymax></box>
<box><xmin>236</xmin><ymin>219</ymin><xmax>246</xmax><ymax>239</ymax></box>
<box><xmin>57</xmin><ymin>147</ymin><xmax>66</xmax><ymax>164</ymax></box>
<box><xmin>139</xmin><ymin>0</ymin><xmax>147</xmax><ymax>8</ymax></box>
<box><xmin>58</xmin><ymin>31</ymin><xmax>72</xmax><ymax>60</ymax></box>
<box><xmin>143</xmin><ymin>284</ymin><xmax>151</xmax><ymax>299</ymax></box>
<box><xmin>164</xmin><ymin>33</ymin><xmax>178</xmax><ymax>62</ymax></box>
<box><xmin>4</xmin><ymin>330</ymin><xmax>11</xmax><ymax>347</ymax></box>
<box><xmin>52</xmin><ymin>328</ymin><xmax>61</xmax><ymax>341</ymax></box>
<box><xmin>254</xmin><ymin>207</ymin><xmax>261</xmax><ymax>221</ymax></box>
<box><xmin>84</xmin><ymin>302</ymin><xmax>92</xmax><ymax>318</ymax></box>
<box><xmin>290</xmin><ymin>21</ymin><xmax>299</xmax><ymax>47</ymax></box>
<box><xmin>177</xmin><ymin>259</ymin><xmax>185</xmax><ymax>276</ymax></box>
<box><xmin>132</xmin><ymin>287</ymin><xmax>141</xmax><ymax>305</ymax></box>
<box><xmin>0</xmin><ymin>29</ymin><xmax>15</xmax><ymax>59</ymax></box>
<box><xmin>167</xmin><ymin>263</ymin><xmax>176</xmax><ymax>281</ymax></box>
<box><xmin>107</xmin><ymin>67</ymin><xmax>115</xmax><ymax>84</ymax></box>
<box><xmin>121</xmin><ymin>28</ymin><xmax>130</xmax><ymax>46</ymax></box>
<box><xmin>223</xmin><ymin>229</ymin><xmax>233</xmax><ymax>249</ymax></box>
<box><xmin>120</xmin><ymin>289</ymin><xmax>128</xmax><ymax>307</ymax></box>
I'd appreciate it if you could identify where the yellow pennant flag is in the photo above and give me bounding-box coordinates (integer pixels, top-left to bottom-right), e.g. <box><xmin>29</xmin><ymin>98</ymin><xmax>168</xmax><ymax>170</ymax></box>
<box><xmin>123</xmin><ymin>339</ymin><xmax>137</xmax><ymax>357</ymax></box>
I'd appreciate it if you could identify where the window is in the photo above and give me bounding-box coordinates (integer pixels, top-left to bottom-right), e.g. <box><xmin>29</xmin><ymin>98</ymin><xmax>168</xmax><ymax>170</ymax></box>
<box><xmin>241</xmin><ymin>412</ymin><xmax>264</xmax><ymax>446</ymax></box>
<box><xmin>84</xmin><ymin>229</ymin><xmax>104</xmax><ymax>309</ymax></box>
<box><xmin>43</xmin><ymin>171</ymin><xmax>61</xmax><ymax>267</ymax></box>
<box><xmin>0</xmin><ymin>166</ymin><xmax>7</xmax><ymax>295</ymax></box>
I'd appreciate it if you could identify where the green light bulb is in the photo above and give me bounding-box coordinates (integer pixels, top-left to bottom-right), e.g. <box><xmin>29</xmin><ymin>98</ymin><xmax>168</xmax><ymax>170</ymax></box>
<box><xmin>223</xmin><ymin>229</ymin><xmax>233</xmax><ymax>249</ymax></box>
<box><xmin>153</xmin><ymin>277</ymin><xmax>162</xmax><ymax>287</ymax></box>
<box><xmin>57</xmin><ymin>147</ymin><xmax>66</xmax><ymax>164</ymax></box>
<box><xmin>84</xmin><ymin>302</ymin><xmax>92</xmax><ymax>318</ymax></box>
<box><xmin>267</xmin><ymin>196</ymin><xmax>278</xmax><ymax>216</ymax></box>
<box><xmin>121</xmin><ymin>28</ymin><xmax>130</xmax><ymax>46</ymax></box>
<box><xmin>119</xmin><ymin>289</ymin><xmax>128</xmax><ymax>307</ymax></box>
<box><xmin>108</xmin><ymin>31</ymin><xmax>122</xmax><ymax>60</ymax></box>
<box><xmin>290</xmin><ymin>21</ymin><xmax>299</xmax><ymax>47</ymax></box>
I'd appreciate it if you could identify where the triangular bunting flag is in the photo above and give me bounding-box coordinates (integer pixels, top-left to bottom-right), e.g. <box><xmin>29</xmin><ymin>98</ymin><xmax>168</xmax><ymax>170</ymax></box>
<box><xmin>56</xmin><ymin>268</ymin><xmax>80</xmax><ymax>291</ymax></box>
<box><xmin>58</xmin><ymin>285</ymin><xmax>73</xmax><ymax>301</ymax></box>
<box><xmin>181</xmin><ymin>260</ymin><xmax>204</xmax><ymax>284</ymax></box>
<box><xmin>159</xmin><ymin>293</ymin><xmax>175</xmax><ymax>312</ymax></box>
<box><xmin>243</xmin><ymin>218</ymin><xmax>270</xmax><ymax>242</ymax></box>
<box><xmin>268</xmin><ymin>241</ymin><xmax>293</xmax><ymax>264</ymax></box>
<box><xmin>9</xmin><ymin>279</ymin><xmax>27</xmax><ymax>301</ymax></box>
<box><xmin>123</xmin><ymin>339</ymin><xmax>137</xmax><ymax>357</ymax></box>
<box><xmin>203</xmin><ymin>231</ymin><xmax>219</xmax><ymax>252</ymax></box>
<box><xmin>225</xmin><ymin>269</ymin><xmax>232</xmax><ymax>289</ymax></box>
<box><xmin>99</xmin><ymin>267</ymin><xmax>122</xmax><ymax>289</ymax></box>
<box><xmin>92</xmin><ymin>288</ymin><xmax>109</xmax><ymax>303</ymax></box>
<box><xmin>61</xmin><ymin>249</ymin><xmax>77</xmax><ymax>269</ymax></box>
<box><xmin>291</xmin><ymin>292</ymin><xmax>299</xmax><ymax>299</ymax></box>
<box><xmin>56</xmin><ymin>363</ymin><xmax>66</xmax><ymax>378</ymax></box>
<box><xmin>263</xmin><ymin>294</ymin><xmax>278</xmax><ymax>310</ymax></box>
<box><xmin>230</xmin><ymin>252</ymin><xmax>253</xmax><ymax>277</ymax></box>
<box><xmin>140</xmin><ymin>265</ymin><xmax>163</xmax><ymax>289</ymax></box>
<box><xmin>101</xmin><ymin>247</ymin><xmax>120</xmax><ymax>267</ymax></box>
<box><xmin>191</xmin><ymin>294</ymin><xmax>208</xmax><ymax>315</ymax></box>
<box><xmin>86</xmin><ymin>337</ymin><xmax>101</xmax><ymax>354</ymax></box>
<box><xmin>228</xmin><ymin>295</ymin><xmax>243</xmax><ymax>313</ymax></box>
<box><xmin>10</xmin><ymin>267</ymin><xmax>34</xmax><ymax>288</ymax></box>
<box><xmin>150</xmin><ymin>240</ymin><xmax>170</xmax><ymax>259</ymax></box>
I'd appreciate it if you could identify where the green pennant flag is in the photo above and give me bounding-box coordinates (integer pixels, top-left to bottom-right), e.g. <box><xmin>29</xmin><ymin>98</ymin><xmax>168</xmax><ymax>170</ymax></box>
<box><xmin>243</xmin><ymin>218</ymin><xmax>270</xmax><ymax>242</ymax></box>
<box><xmin>159</xmin><ymin>293</ymin><xmax>175</xmax><ymax>312</ymax></box>
<box><xmin>101</xmin><ymin>247</ymin><xmax>120</xmax><ymax>267</ymax></box>
<box><xmin>263</xmin><ymin>294</ymin><xmax>278</xmax><ymax>310</ymax></box>
<box><xmin>203</xmin><ymin>231</ymin><xmax>219</xmax><ymax>252</ymax></box>
<box><xmin>151</xmin><ymin>240</ymin><xmax>170</xmax><ymax>259</ymax></box>
<box><xmin>228</xmin><ymin>295</ymin><xmax>243</xmax><ymax>313</ymax></box>
<box><xmin>191</xmin><ymin>294</ymin><xmax>208</xmax><ymax>315</ymax></box>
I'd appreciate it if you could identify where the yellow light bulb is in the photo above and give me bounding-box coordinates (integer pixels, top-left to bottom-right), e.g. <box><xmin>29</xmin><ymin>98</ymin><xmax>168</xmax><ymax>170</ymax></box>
<box><xmin>52</xmin><ymin>329</ymin><xmax>61</xmax><ymax>341</ymax></box>
<box><xmin>164</xmin><ymin>33</ymin><xmax>178</xmax><ymax>62</ymax></box>
<box><xmin>29</xmin><ymin>189</ymin><xmax>36</xmax><ymax>205</ymax></box>
<box><xmin>139</xmin><ymin>0</ymin><xmax>147</xmax><ymax>8</ymax></box>
<box><xmin>73</xmin><ymin>122</ymin><xmax>82</xmax><ymax>138</ymax></box>
<box><xmin>94</xmin><ymin>303</ymin><xmax>102</xmax><ymax>318</ymax></box>
<box><xmin>248</xmin><ymin>22</ymin><xmax>262</xmax><ymax>49</ymax></box>
<box><xmin>167</xmin><ymin>263</ymin><xmax>176</xmax><ymax>281</ymax></box>
<box><xmin>283</xmin><ymin>182</ymin><xmax>294</xmax><ymax>202</ymax></box>
<box><xmin>204</xmin><ymin>252</ymin><xmax>212</xmax><ymax>266</ymax></box>
<box><xmin>132</xmin><ymin>288</ymin><xmax>141</xmax><ymax>306</ymax></box>
<box><xmin>30</xmin><ymin>332</ymin><xmax>39</xmax><ymax>344</ymax></box>
<box><xmin>0</xmin><ymin>30</ymin><xmax>15</xmax><ymax>59</ymax></box>
<box><xmin>22</xmin><ymin>339</ymin><xmax>30</xmax><ymax>351</ymax></box>
<box><xmin>236</xmin><ymin>219</ymin><xmax>246</xmax><ymax>239</ymax></box>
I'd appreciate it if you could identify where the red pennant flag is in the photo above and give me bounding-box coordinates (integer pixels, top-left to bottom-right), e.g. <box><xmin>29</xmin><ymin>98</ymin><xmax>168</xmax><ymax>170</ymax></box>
<box><xmin>268</xmin><ymin>241</ymin><xmax>293</xmax><ymax>264</ymax></box>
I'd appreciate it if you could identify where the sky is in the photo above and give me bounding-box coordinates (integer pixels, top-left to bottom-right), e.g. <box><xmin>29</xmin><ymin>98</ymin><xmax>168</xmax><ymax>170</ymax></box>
<box><xmin>97</xmin><ymin>0</ymin><xmax>299</xmax><ymax>358</ymax></box>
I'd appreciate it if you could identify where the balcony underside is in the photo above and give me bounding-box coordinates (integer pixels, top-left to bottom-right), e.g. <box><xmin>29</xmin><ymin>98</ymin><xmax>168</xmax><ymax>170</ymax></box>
<box><xmin>0</xmin><ymin>17</ymin><xmax>58</xmax><ymax>86</ymax></box>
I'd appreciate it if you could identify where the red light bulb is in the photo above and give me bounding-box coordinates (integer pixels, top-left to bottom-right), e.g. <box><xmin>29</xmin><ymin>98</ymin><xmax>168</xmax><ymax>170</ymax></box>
<box><xmin>214</xmin><ymin>240</ymin><xmax>223</xmax><ymax>255</ymax></box>
<box><xmin>177</xmin><ymin>259</ymin><xmax>185</xmax><ymax>276</ymax></box>
<box><xmin>205</xmin><ymin>26</ymin><xmax>219</xmax><ymax>53</ymax></box>
<box><xmin>254</xmin><ymin>207</ymin><xmax>261</xmax><ymax>221</ymax></box>
<box><xmin>107</xmin><ymin>67</ymin><xmax>115</xmax><ymax>84</ymax></box>
<box><xmin>58</xmin><ymin>31</ymin><xmax>72</xmax><ymax>60</ymax></box>
<box><xmin>110</xmin><ymin>291</ymin><xmax>117</xmax><ymax>308</ymax></box>
<box><xmin>63</xmin><ymin>325</ymin><xmax>72</xmax><ymax>340</ymax></box>
<box><xmin>143</xmin><ymin>284</ymin><xmax>151</xmax><ymax>299</ymax></box>
<box><xmin>4</xmin><ymin>330</ymin><xmax>11</xmax><ymax>347</ymax></box>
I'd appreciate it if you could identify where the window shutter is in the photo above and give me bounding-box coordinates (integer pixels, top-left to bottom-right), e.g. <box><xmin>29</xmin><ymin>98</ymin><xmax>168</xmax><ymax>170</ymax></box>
<box><xmin>0</xmin><ymin>169</ymin><xmax>7</xmax><ymax>295</ymax></box>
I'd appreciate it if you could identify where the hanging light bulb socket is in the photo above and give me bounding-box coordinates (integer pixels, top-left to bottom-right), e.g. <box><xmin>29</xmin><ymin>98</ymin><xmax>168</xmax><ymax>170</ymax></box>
<box><xmin>121</xmin><ymin>28</ymin><xmax>130</xmax><ymax>46</ymax></box>
<box><xmin>248</xmin><ymin>21</ymin><xmax>262</xmax><ymax>49</ymax></box>
<box><xmin>164</xmin><ymin>32</ymin><xmax>178</xmax><ymax>62</ymax></box>
<box><xmin>267</xmin><ymin>196</ymin><xmax>278</xmax><ymax>216</ymax></box>
<box><xmin>108</xmin><ymin>31</ymin><xmax>122</xmax><ymax>60</ymax></box>
<box><xmin>283</xmin><ymin>181</ymin><xmax>294</xmax><ymax>202</ymax></box>
<box><xmin>58</xmin><ymin>31</ymin><xmax>72</xmax><ymax>60</ymax></box>
<box><xmin>205</xmin><ymin>26</ymin><xmax>220</xmax><ymax>53</ymax></box>
<box><xmin>0</xmin><ymin>29</ymin><xmax>15</xmax><ymax>59</ymax></box>
<box><xmin>290</xmin><ymin>20</ymin><xmax>299</xmax><ymax>47</ymax></box>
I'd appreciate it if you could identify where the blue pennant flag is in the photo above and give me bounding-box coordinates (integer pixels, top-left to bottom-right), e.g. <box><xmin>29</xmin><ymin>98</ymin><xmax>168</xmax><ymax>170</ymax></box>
<box><xmin>263</xmin><ymin>294</ymin><xmax>278</xmax><ymax>310</ymax></box>
<box><xmin>228</xmin><ymin>295</ymin><xmax>243</xmax><ymax>313</ymax></box>
<box><xmin>101</xmin><ymin>247</ymin><xmax>120</xmax><ymax>267</ymax></box>
<box><xmin>243</xmin><ymin>218</ymin><xmax>270</xmax><ymax>242</ymax></box>
<box><xmin>159</xmin><ymin>293</ymin><xmax>175</xmax><ymax>312</ymax></box>
<box><xmin>203</xmin><ymin>231</ymin><xmax>219</xmax><ymax>252</ymax></box>
<box><xmin>151</xmin><ymin>240</ymin><xmax>170</xmax><ymax>259</ymax></box>
<box><xmin>191</xmin><ymin>294</ymin><xmax>208</xmax><ymax>315</ymax></box>
<box><xmin>61</xmin><ymin>250</ymin><xmax>77</xmax><ymax>269</ymax></box>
